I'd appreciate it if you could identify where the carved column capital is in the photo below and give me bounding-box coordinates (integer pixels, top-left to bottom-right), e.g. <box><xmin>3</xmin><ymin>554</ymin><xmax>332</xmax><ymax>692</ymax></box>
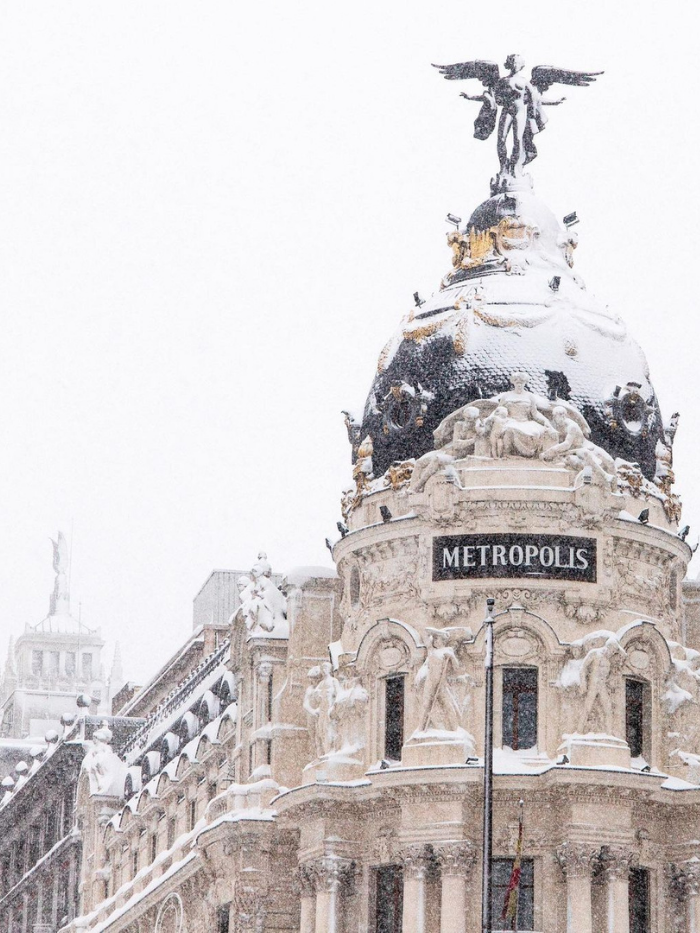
<box><xmin>297</xmin><ymin>862</ymin><xmax>317</xmax><ymax>898</ymax></box>
<box><xmin>399</xmin><ymin>844</ymin><xmax>433</xmax><ymax>880</ymax></box>
<box><xmin>433</xmin><ymin>841</ymin><xmax>477</xmax><ymax>878</ymax></box>
<box><xmin>556</xmin><ymin>842</ymin><xmax>600</xmax><ymax>879</ymax></box>
<box><xmin>308</xmin><ymin>855</ymin><xmax>356</xmax><ymax>894</ymax></box>
<box><xmin>674</xmin><ymin>860</ymin><xmax>700</xmax><ymax>898</ymax></box>
<box><xmin>598</xmin><ymin>845</ymin><xmax>638</xmax><ymax>881</ymax></box>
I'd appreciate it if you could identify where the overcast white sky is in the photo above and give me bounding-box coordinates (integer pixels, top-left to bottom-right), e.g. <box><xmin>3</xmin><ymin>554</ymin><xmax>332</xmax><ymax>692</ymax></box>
<box><xmin>0</xmin><ymin>1</ymin><xmax>697</xmax><ymax>686</ymax></box>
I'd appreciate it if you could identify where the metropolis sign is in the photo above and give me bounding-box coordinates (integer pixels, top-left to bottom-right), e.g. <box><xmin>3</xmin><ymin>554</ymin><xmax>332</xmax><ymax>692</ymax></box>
<box><xmin>432</xmin><ymin>533</ymin><xmax>597</xmax><ymax>583</ymax></box>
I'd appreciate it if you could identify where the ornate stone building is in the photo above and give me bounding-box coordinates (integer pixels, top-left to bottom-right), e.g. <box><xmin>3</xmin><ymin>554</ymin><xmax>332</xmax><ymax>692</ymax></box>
<box><xmin>55</xmin><ymin>57</ymin><xmax>700</xmax><ymax>933</ymax></box>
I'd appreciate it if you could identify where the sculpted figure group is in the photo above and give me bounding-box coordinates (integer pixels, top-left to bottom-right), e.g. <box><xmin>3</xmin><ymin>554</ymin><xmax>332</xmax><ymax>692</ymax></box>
<box><xmin>413</xmin><ymin>371</ymin><xmax>615</xmax><ymax>492</ymax></box>
<box><xmin>303</xmin><ymin>662</ymin><xmax>368</xmax><ymax>759</ymax></box>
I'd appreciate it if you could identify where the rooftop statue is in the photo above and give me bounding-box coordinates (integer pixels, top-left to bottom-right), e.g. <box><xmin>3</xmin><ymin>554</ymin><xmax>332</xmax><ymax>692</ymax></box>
<box><xmin>433</xmin><ymin>55</ymin><xmax>602</xmax><ymax>192</ymax></box>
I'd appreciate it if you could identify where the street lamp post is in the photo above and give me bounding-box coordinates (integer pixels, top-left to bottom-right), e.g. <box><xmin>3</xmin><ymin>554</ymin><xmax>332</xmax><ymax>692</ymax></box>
<box><xmin>481</xmin><ymin>597</ymin><xmax>495</xmax><ymax>933</ymax></box>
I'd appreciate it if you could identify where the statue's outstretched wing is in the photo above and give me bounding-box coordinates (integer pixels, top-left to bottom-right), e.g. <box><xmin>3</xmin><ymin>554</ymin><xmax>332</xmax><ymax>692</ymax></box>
<box><xmin>432</xmin><ymin>60</ymin><xmax>500</xmax><ymax>87</ymax></box>
<box><xmin>530</xmin><ymin>66</ymin><xmax>603</xmax><ymax>92</ymax></box>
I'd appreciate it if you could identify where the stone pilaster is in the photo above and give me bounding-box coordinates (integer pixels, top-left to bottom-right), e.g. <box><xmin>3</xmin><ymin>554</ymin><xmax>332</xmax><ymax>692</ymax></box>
<box><xmin>434</xmin><ymin>842</ymin><xmax>476</xmax><ymax>933</ymax></box>
<box><xmin>673</xmin><ymin>861</ymin><xmax>700</xmax><ymax>933</ymax></box>
<box><xmin>233</xmin><ymin>884</ymin><xmax>266</xmax><ymax>933</ymax></box>
<box><xmin>556</xmin><ymin>842</ymin><xmax>600</xmax><ymax>933</ymax></box>
<box><xmin>599</xmin><ymin>845</ymin><xmax>638</xmax><ymax>933</ymax></box>
<box><xmin>298</xmin><ymin>862</ymin><xmax>318</xmax><ymax>933</ymax></box>
<box><xmin>399</xmin><ymin>845</ymin><xmax>433</xmax><ymax>933</ymax></box>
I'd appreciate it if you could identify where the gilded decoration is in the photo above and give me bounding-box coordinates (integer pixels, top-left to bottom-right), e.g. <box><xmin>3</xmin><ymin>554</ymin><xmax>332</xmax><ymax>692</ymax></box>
<box><xmin>444</xmin><ymin>217</ymin><xmax>539</xmax><ymax>283</ymax></box>
<box><xmin>384</xmin><ymin>459</ymin><xmax>414</xmax><ymax>490</ymax></box>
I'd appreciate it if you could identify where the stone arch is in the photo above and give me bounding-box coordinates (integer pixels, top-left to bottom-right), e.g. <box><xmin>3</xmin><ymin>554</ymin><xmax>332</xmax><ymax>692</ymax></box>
<box><xmin>155</xmin><ymin>892</ymin><xmax>184</xmax><ymax>933</ymax></box>
<box><xmin>355</xmin><ymin>617</ymin><xmax>424</xmax><ymax>672</ymax></box>
<box><xmin>473</xmin><ymin>610</ymin><xmax>567</xmax><ymax>757</ymax></box>
<box><xmin>619</xmin><ymin>619</ymin><xmax>675</xmax><ymax>767</ymax></box>
<box><xmin>354</xmin><ymin>618</ymin><xmax>424</xmax><ymax>762</ymax></box>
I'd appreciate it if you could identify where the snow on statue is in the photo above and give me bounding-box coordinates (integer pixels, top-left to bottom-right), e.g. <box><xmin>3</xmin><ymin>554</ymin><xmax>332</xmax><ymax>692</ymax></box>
<box><xmin>82</xmin><ymin>721</ymin><xmax>126</xmax><ymax>797</ymax></box>
<box><xmin>433</xmin><ymin>55</ymin><xmax>602</xmax><ymax>193</ymax></box>
<box><xmin>415</xmin><ymin>629</ymin><xmax>462</xmax><ymax>733</ymax></box>
<box><xmin>234</xmin><ymin>552</ymin><xmax>288</xmax><ymax>636</ymax></box>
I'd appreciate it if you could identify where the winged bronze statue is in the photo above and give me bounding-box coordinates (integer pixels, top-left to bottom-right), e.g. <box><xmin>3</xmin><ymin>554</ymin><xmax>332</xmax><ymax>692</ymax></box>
<box><xmin>433</xmin><ymin>55</ymin><xmax>602</xmax><ymax>192</ymax></box>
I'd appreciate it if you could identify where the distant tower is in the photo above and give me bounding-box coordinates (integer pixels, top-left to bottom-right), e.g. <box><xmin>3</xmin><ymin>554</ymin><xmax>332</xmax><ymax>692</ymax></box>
<box><xmin>0</xmin><ymin>533</ymin><xmax>108</xmax><ymax>738</ymax></box>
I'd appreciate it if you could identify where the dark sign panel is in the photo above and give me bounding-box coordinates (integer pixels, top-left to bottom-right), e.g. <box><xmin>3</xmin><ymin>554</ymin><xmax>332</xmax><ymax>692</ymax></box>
<box><xmin>432</xmin><ymin>534</ymin><xmax>597</xmax><ymax>583</ymax></box>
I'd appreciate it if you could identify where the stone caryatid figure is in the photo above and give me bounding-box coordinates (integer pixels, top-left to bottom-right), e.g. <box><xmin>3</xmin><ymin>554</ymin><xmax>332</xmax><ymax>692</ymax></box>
<box><xmin>433</xmin><ymin>56</ymin><xmax>602</xmax><ymax>192</ymax></box>
<box><xmin>577</xmin><ymin>639</ymin><xmax>627</xmax><ymax>735</ymax></box>
<box><xmin>415</xmin><ymin>629</ymin><xmax>462</xmax><ymax>734</ymax></box>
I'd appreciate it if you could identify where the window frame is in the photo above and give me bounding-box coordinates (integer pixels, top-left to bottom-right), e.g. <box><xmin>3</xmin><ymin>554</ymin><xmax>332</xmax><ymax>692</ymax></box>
<box><xmin>501</xmin><ymin>667</ymin><xmax>538</xmax><ymax>752</ymax></box>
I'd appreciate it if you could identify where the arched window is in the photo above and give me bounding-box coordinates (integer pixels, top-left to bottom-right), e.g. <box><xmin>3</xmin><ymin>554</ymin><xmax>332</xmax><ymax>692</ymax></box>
<box><xmin>155</xmin><ymin>893</ymin><xmax>184</xmax><ymax>933</ymax></box>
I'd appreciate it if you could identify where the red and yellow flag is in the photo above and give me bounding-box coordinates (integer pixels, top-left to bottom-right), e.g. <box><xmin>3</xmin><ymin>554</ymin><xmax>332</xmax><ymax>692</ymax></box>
<box><xmin>501</xmin><ymin>803</ymin><xmax>524</xmax><ymax>927</ymax></box>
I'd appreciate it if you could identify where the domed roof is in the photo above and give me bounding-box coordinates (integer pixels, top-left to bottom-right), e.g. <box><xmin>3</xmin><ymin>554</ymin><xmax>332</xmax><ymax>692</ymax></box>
<box><xmin>356</xmin><ymin>188</ymin><xmax>666</xmax><ymax>480</ymax></box>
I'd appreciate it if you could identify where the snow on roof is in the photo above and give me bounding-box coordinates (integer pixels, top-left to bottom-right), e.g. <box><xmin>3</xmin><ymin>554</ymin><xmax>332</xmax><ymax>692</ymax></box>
<box><xmin>285</xmin><ymin>565</ymin><xmax>337</xmax><ymax>585</ymax></box>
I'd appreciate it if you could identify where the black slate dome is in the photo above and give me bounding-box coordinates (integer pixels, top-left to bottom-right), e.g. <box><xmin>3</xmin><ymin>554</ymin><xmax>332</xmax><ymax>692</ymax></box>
<box><xmin>355</xmin><ymin>189</ymin><xmax>665</xmax><ymax>480</ymax></box>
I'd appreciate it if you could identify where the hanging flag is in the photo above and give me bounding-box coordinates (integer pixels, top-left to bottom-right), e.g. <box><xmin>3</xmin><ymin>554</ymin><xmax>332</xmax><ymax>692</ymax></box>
<box><xmin>501</xmin><ymin>800</ymin><xmax>524</xmax><ymax>927</ymax></box>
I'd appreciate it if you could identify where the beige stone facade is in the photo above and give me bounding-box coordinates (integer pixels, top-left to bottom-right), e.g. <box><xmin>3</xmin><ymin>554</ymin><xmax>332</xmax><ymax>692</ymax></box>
<box><xmin>55</xmin><ymin>90</ymin><xmax>700</xmax><ymax>933</ymax></box>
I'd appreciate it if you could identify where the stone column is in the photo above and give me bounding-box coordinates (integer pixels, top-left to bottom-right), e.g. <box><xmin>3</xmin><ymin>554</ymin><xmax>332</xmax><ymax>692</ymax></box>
<box><xmin>434</xmin><ymin>842</ymin><xmax>476</xmax><ymax>933</ymax></box>
<box><xmin>600</xmin><ymin>846</ymin><xmax>637</xmax><ymax>933</ymax></box>
<box><xmin>556</xmin><ymin>843</ymin><xmax>599</xmax><ymax>933</ymax></box>
<box><xmin>313</xmin><ymin>856</ymin><xmax>355</xmax><ymax>933</ymax></box>
<box><xmin>298</xmin><ymin>863</ymin><xmax>317</xmax><ymax>933</ymax></box>
<box><xmin>400</xmin><ymin>846</ymin><xmax>433</xmax><ymax>933</ymax></box>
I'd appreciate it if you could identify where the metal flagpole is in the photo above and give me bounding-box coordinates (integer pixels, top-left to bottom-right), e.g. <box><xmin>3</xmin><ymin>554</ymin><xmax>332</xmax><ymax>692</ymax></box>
<box><xmin>481</xmin><ymin>597</ymin><xmax>495</xmax><ymax>933</ymax></box>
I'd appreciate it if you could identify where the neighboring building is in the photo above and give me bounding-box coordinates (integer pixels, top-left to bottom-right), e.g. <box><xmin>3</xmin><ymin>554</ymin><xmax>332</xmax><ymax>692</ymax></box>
<box><xmin>43</xmin><ymin>64</ymin><xmax>700</xmax><ymax>933</ymax></box>
<box><xmin>0</xmin><ymin>711</ymin><xmax>142</xmax><ymax>933</ymax></box>
<box><xmin>0</xmin><ymin>534</ymin><xmax>113</xmax><ymax>740</ymax></box>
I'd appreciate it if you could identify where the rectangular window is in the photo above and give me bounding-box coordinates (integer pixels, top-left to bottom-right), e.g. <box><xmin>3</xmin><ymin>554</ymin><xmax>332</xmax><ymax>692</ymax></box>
<box><xmin>188</xmin><ymin>799</ymin><xmax>197</xmax><ymax>831</ymax></box>
<box><xmin>45</xmin><ymin>808</ymin><xmax>58</xmax><ymax>849</ymax></box>
<box><xmin>150</xmin><ymin>834</ymin><xmax>157</xmax><ymax>863</ymax></box>
<box><xmin>626</xmin><ymin>680</ymin><xmax>647</xmax><ymax>759</ymax></box>
<box><xmin>375</xmin><ymin>865</ymin><xmax>403</xmax><ymax>933</ymax></box>
<box><xmin>31</xmin><ymin>651</ymin><xmax>43</xmax><ymax>677</ymax></box>
<box><xmin>629</xmin><ymin>866</ymin><xmax>650</xmax><ymax>932</ymax></box>
<box><xmin>28</xmin><ymin>824</ymin><xmax>41</xmax><ymax>868</ymax></box>
<box><xmin>384</xmin><ymin>676</ymin><xmax>405</xmax><ymax>761</ymax></box>
<box><xmin>132</xmin><ymin>849</ymin><xmax>138</xmax><ymax>878</ymax></box>
<box><xmin>65</xmin><ymin>652</ymin><xmax>76</xmax><ymax>676</ymax></box>
<box><xmin>167</xmin><ymin>817</ymin><xmax>176</xmax><ymax>849</ymax></box>
<box><xmin>491</xmin><ymin>858</ymin><xmax>534</xmax><ymax>931</ymax></box>
<box><xmin>82</xmin><ymin>653</ymin><xmax>93</xmax><ymax>681</ymax></box>
<box><xmin>217</xmin><ymin>904</ymin><xmax>231</xmax><ymax>933</ymax></box>
<box><xmin>47</xmin><ymin>651</ymin><xmax>60</xmax><ymax>675</ymax></box>
<box><xmin>62</xmin><ymin>787</ymin><xmax>74</xmax><ymax>836</ymax></box>
<box><xmin>502</xmin><ymin>668</ymin><xmax>538</xmax><ymax>751</ymax></box>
